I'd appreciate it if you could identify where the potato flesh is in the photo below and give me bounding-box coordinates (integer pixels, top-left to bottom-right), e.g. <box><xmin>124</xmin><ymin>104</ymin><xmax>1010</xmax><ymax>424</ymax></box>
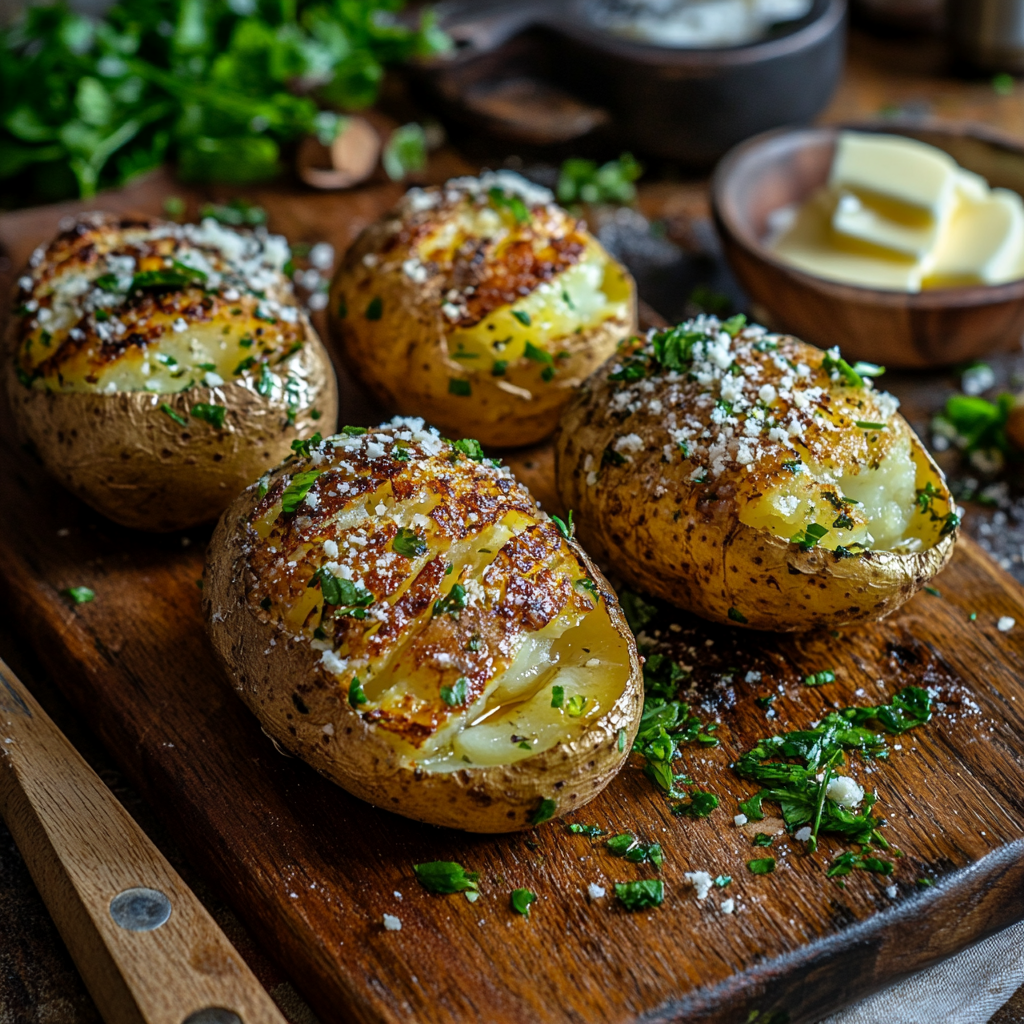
<box><xmin>446</xmin><ymin>243</ymin><xmax>632</xmax><ymax>368</ymax></box>
<box><xmin>247</xmin><ymin>425</ymin><xmax>629</xmax><ymax>769</ymax></box>
<box><xmin>741</xmin><ymin>431</ymin><xmax>921</xmax><ymax>551</ymax></box>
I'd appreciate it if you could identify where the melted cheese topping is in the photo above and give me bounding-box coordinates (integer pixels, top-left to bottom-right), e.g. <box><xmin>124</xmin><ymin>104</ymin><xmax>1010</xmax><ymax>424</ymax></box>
<box><xmin>14</xmin><ymin>213</ymin><xmax>305</xmax><ymax>395</ymax></box>
<box><xmin>589</xmin><ymin>317</ymin><xmax>955</xmax><ymax>553</ymax></box>
<box><xmin>245</xmin><ymin>417</ymin><xmax>630</xmax><ymax>766</ymax></box>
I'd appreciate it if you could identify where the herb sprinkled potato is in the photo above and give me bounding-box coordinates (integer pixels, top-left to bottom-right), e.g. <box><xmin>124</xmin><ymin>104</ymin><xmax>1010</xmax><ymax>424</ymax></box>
<box><xmin>6</xmin><ymin>213</ymin><xmax>338</xmax><ymax>531</ymax></box>
<box><xmin>329</xmin><ymin>171</ymin><xmax>636</xmax><ymax>447</ymax></box>
<box><xmin>204</xmin><ymin>418</ymin><xmax>642</xmax><ymax>832</ymax></box>
<box><xmin>555</xmin><ymin>316</ymin><xmax>958</xmax><ymax>631</ymax></box>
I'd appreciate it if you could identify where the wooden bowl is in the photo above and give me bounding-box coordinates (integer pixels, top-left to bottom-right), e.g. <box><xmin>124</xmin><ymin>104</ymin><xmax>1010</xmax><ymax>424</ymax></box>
<box><xmin>711</xmin><ymin>122</ymin><xmax>1024</xmax><ymax>367</ymax></box>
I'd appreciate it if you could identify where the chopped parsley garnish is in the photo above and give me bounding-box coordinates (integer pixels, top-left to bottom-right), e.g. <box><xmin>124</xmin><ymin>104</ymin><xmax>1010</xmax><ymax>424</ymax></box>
<box><xmin>491</xmin><ymin>360</ymin><xmax>507</xmax><ymax>376</ymax></box>
<box><xmin>567</xmin><ymin>823</ymin><xmax>605</xmax><ymax>837</ymax></box>
<box><xmin>672</xmin><ymin>790</ymin><xmax>719</xmax><ymax>818</ymax></box>
<box><xmin>720</xmin><ymin>313</ymin><xmax>746</xmax><ymax>338</ymax></box>
<box><xmin>308</xmin><ymin>567</ymin><xmax>374</xmax><ymax>618</ymax></box>
<box><xmin>924</xmin><ymin>586</ymin><xmax>942</xmax><ymax>597</ymax></box>
<box><xmin>566</xmin><ymin>694</ymin><xmax>588</xmax><ymax>717</ymax></box>
<box><xmin>280</xmin><ymin>470</ymin><xmax>321</xmax><ymax>514</ymax></box>
<box><xmin>852</xmin><ymin>361</ymin><xmax>885</xmax><ymax>378</ymax></box>
<box><xmin>413</xmin><ymin>861</ymin><xmax>479</xmax><ymax>894</ymax></box>
<box><xmin>855</xmin><ymin>421</ymin><xmax>887</xmax><ymax>431</ymax></box>
<box><xmin>804</xmin><ymin>670</ymin><xmax>836</xmax><ymax>687</ymax></box>
<box><xmin>614</xmin><ymin>879</ymin><xmax>664</xmax><ymax>911</ymax></box>
<box><xmin>732</xmin><ymin>687</ymin><xmax>932</xmax><ymax>853</ymax></box>
<box><xmin>257</xmin><ymin>362</ymin><xmax>275</xmax><ymax>396</ymax></box>
<box><xmin>651</xmin><ymin>324</ymin><xmax>704</xmax><ymax>372</ymax></box>
<box><xmin>511</xmin><ymin>309</ymin><xmax>532</xmax><ymax>326</ymax></box>
<box><xmin>822</xmin><ymin>349</ymin><xmax>866</xmax><ymax>388</ymax></box>
<box><xmin>290</xmin><ymin>432</ymin><xmax>322</xmax><ymax>458</ymax></box>
<box><xmin>551</xmin><ymin>510</ymin><xmax>575</xmax><ymax>540</ymax></box>
<box><xmin>159</xmin><ymin>403</ymin><xmax>188</xmax><ymax>427</ymax></box>
<box><xmin>256</xmin><ymin>474</ymin><xmax>270</xmax><ymax>499</ymax></box>
<box><xmin>488</xmin><ymin>187</ymin><xmax>530</xmax><ymax>224</ymax></box>
<box><xmin>510</xmin><ymin>888</ymin><xmax>537</xmax><ymax>916</ymax></box>
<box><xmin>233</xmin><ymin>355</ymin><xmax>256</xmax><ymax>376</ymax></box>
<box><xmin>434</xmin><ymin>583</ymin><xmax>467</xmax><ymax>617</ymax></box>
<box><xmin>826</xmin><ymin>851</ymin><xmax>894</xmax><ymax>879</ymax></box>
<box><xmin>606</xmin><ymin>833</ymin><xmax>664</xmax><ymax>867</ymax></box>
<box><xmin>791</xmin><ymin>523</ymin><xmax>828</xmax><ymax>550</ymax></box>
<box><xmin>530</xmin><ymin>798</ymin><xmax>556</xmax><ymax>825</ymax></box>
<box><xmin>191</xmin><ymin>403</ymin><xmax>227</xmax><ymax>429</ymax></box>
<box><xmin>365</xmin><ymin>296</ymin><xmax>383</xmax><ymax>320</ymax></box>
<box><xmin>452</xmin><ymin>437</ymin><xmax>486</xmax><ymax>461</ymax></box>
<box><xmin>728</xmin><ymin>607</ymin><xmax>748</xmax><ymax>624</ymax></box>
<box><xmin>748</xmin><ymin>857</ymin><xmax>776</xmax><ymax>875</ymax></box>
<box><xmin>781</xmin><ymin>460</ymin><xmax>803</xmax><ymax>473</ymax></box>
<box><xmin>440</xmin><ymin>677</ymin><xmax>469</xmax><ymax>707</ymax></box>
<box><xmin>348</xmin><ymin>677</ymin><xmax>367</xmax><ymax>707</ymax></box>
<box><xmin>393</xmin><ymin>527</ymin><xmax>427</xmax><ymax>558</ymax></box>
<box><xmin>752</xmin><ymin>832</ymin><xmax>774</xmax><ymax>847</ymax></box>
<box><xmin>575</xmin><ymin>577</ymin><xmax>600</xmax><ymax>602</ymax></box>
<box><xmin>524</xmin><ymin>341</ymin><xmax>553</xmax><ymax>366</ymax></box>
<box><xmin>551</xmin><ymin>685</ymin><xmax>565</xmax><ymax>709</ymax></box>
<box><xmin>64</xmin><ymin>586</ymin><xmax>95</xmax><ymax>605</ymax></box>
<box><xmin>341</xmin><ymin>425</ymin><xmax>367</xmax><ymax>436</ymax></box>
<box><xmin>755</xmin><ymin>694</ymin><xmax>776</xmax><ymax>711</ymax></box>
<box><xmin>448</xmin><ymin>378</ymin><xmax>471</xmax><ymax>396</ymax></box>
<box><xmin>602</xmin><ymin>446</ymin><xmax>627</xmax><ymax>466</ymax></box>
<box><xmin>618</xmin><ymin>728</ymin><xmax>626</xmax><ymax>752</ymax></box>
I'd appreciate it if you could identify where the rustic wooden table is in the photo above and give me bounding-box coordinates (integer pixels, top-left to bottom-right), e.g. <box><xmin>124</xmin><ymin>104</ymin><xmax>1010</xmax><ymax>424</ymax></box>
<box><xmin>4</xmin><ymin>25</ymin><xmax>1024</xmax><ymax>1024</ymax></box>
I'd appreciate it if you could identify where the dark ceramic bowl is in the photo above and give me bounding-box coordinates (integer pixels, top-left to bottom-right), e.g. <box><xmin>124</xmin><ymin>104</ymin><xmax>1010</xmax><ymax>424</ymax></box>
<box><xmin>711</xmin><ymin>121</ymin><xmax>1024</xmax><ymax>367</ymax></box>
<box><xmin>417</xmin><ymin>0</ymin><xmax>848</xmax><ymax>167</ymax></box>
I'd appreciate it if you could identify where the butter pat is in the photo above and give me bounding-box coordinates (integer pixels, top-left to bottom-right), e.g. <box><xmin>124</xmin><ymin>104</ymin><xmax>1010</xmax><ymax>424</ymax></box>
<box><xmin>926</xmin><ymin>188</ymin><xmax>1024</xmax><ymax>286</ymax></box>
<box><xmin>770</xmin><ymin>130</ymin><xmax>1024</xmax><ymax>292</ymax></box>
<box><xmin>830</xmin><ymin>131</ymin><xmax>959</xmax><ymax>217</ymax></box>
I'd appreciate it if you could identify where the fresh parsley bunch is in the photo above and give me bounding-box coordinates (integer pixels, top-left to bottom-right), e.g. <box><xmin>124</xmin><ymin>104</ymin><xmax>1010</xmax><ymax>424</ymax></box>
<box><xmin>0</xmin><ymin>0</ymin><xmax>449</xmax><ymax>204</ymax></box>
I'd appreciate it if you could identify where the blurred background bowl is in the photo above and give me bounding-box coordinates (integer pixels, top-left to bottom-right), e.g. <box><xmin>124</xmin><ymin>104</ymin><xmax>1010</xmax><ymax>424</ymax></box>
<box><xmin>415</xmin><ymin>0</ymin><xmax>848</xmax><ymax>168</ymax></box>
<box><xmin>711</xmin><ymin>122</ymin><xmax>1024</xmax><ymax>367</ymax></box>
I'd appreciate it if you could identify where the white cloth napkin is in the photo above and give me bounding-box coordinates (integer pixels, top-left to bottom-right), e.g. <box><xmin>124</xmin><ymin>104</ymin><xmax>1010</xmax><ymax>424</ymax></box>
<box><xmin>821</xmin><ymin>919</ymin><xmax>1024</xmax><ymax>1024</ymax></box>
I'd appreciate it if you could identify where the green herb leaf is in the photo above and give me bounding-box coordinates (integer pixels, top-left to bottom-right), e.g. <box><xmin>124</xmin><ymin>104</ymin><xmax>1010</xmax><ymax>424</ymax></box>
<box><xmin>566</xmin><ymin>694</ymin><xmax>587</xmax><ymax>717</ymax></box>
<box><xmin>452</xmin><ymin>437</ymin><xmax>486</xmax><ymax>461</ymax></box>
<box><xmin>748</xmin><ymin>857</ymin><xmax>776</xmax><ymax>875</ymax></box>
<box><xmin>510</xmin><ymin>888</ymin><xmax>536</xmax><ymax>916</ymax></box>
<box><xmin>488</xmin><ymin>186</ymin><xmax>530</xmax><ymax>224</ymax></box>
<box><xmin>804</xmin><ymin>670</ymin><xmax>836</xmax><ymax>687</ymax></box>
<box><xmin>714</xmin><ymin>875</ymin><xmax>732</xmax><ymax>888</ymax></box>
<box><xmin>557</xmin><ymin>153</ymin><xmax>643</xmax><ymax>206</ymax></box>
<box><xmin>551</xmin><ymin>510</ymin><xmax>574</xmax><ymax>540</ymax></box>
<box><xmin>440</xmin><ymin>677</ymin><xmax>469</xmax><ymax>707</ymax></box>
<box><xmin>855</xmin><ymin>421</ymin><xmax>887</xmax><ymax>431</ymax></box>
<box><xmin>791</xmin><ymin>523</ymin><xmax>829</xmax><ymax>550</ymax></box>
<box><xmin>64</xmin><ymin>586</ymin><xmax>95</xmax><ymax>605</ymax></box>
<box><xmin>448</xmin><ymin>378</ymin><xmax>471</xmax><ymax>397</ymax></box>
<box><xmin>190</xmin><ymin>403</ymin><xmax>226</xmax><ymax>429</ymax></box>
<box><xmin>159</xmin><ymin>402</ymin><xmax>187</xmax><ymax>426</ymax></box>
<box><xmin>280</xmin><ymin>470</ymin><xmax>321</xmax><ymax>514</ymax></box>
<box><xmin>752</xmin><ymin>832</ymin><xmax>774</xmax><ymax>847</ymax></box>
<box><xmin>434</xmin><ymin>583</ymin><xmax>467</xmax><ymax>617</ymax></box>
<box><xmin>365</xmin><ymin>297</ymin><xmax>383</xmax><ymax>320</ymax></box>
<box><xmin>524</xmin><ymin>341</ymin><xmax>553</xmax><ymax>365</ymax></box>
<box><xmin>673</xmin><ymin>790</ymin><xmax>719</xmax><ymax>818</ymax></box>
<box><xmin>728</xmin><ymin>607</ymin><xmax>748</xmax><ymax>624</ymax></box>
<box><xmin>414</xmin><ymin>861</ymin><xmax>479</xmax><ymax>894</ymax></box>
<box><xmin>348</xmin><ymin>677</ymin><xmax>367</xmax><ymax>707</ymax></box>
<box><xmin>393</xmin><ymin>527</ymin><xmax>427</xmax><ymax>558</ymax></box>
<box><xmin>290</xmin><ymin>432</ymin><xmax>322</xmax><ymax>459</ymax></box>
<box><xmin>530</xmin><ymin>798</ymin><xmax>556</xmax><ymax>825</ymax></box>
<box><xmin>511</xmin><ymin>310</ymin><xmax>531</xmax><ymax>326</ymax></box>
<box><xmin>567</xmin><ymin>823</ymin><xmax>605</xmax><ymax>837</ymax></box>
<box><xmin>551</xmin><ymin>685</ymin><xmax>565</xmax><ymax>709</ymax></box>
<box><xmin>614</xmin><ymin>879</ymin><xmax>664</xmax><ymax>911</ymax></box>
<box><xmin>620</xmin><ymin>590</ymin><xmax>659</xmax><ymax>632</ymax></box>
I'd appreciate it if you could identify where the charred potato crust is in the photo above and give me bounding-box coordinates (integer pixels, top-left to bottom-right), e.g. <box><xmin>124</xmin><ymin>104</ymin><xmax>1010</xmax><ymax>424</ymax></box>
<box><xmin>5</xmin><ymin>213</ymin><xmax>338</xmax><ymax>531</ymax></box>
<box><xmin>328</xmin><ymin>172</ymin><xmax>636</xmax><ymax>448</ymax></box>
<box><xmin>555</xmin><ymin>318</ymin><xmax>957</xmax><ymax>632</ymax></box>
<box><xmin>204</xmin><ymin>418</ymin><xmax>643</xmax><ymax>832</ymax></box>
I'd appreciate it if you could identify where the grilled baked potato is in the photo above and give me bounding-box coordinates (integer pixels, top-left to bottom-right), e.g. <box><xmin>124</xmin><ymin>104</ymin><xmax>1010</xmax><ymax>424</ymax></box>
<box><xmin>555</xmin><ymin>316</ymin><xmax>957</xmax><ymax>632</ymax></box>
<box><xmin>328</xmin><ymin>171</ymin><xmax>636</xmax><ymax>448</ymax></box>
<box><xmin>6</xmin><ymin>212</ymin><xmax>338</xmax><ymax>531</ymax></box>
<box><xmin>204</xmin><ymin>417</ymin><xmax>643</xmax><ymax>832</ymax></box>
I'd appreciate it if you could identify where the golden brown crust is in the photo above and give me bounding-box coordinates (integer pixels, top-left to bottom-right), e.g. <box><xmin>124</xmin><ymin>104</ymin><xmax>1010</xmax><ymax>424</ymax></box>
<box><xmin>203</xmin><ymin>420</ymin><xmax>643</xmax><ymax>832</ymax></box>
<box><xmin>555</xmin><ymin>318</ymin><xmax>958</xmax><ymax>632</ymax></box>
<box><xmin>328</xmin><ymin>175</ymin><xmax>637</xmax><ymax>448</ymax></box>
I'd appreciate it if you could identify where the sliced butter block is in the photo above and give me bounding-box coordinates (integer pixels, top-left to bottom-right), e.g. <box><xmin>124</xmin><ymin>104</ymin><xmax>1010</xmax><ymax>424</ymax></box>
<box><xmin>924</xmin><ymin>187</ymin><xmax>1024</xmax><ymax>287</ymax></box>
<box><xmin>830</xmin><ymin>131</ymin><xmax>959</xmax><ymax>218</ymax></box>
<box><xmin>831</xmin><ymin>190</ymin><xmax>939</xmax><ymax>259</ymax></box>
<box><xmin>773</xmin><ymin>188</ymin><xmax>924</xmax><ymax>291</ymax></box>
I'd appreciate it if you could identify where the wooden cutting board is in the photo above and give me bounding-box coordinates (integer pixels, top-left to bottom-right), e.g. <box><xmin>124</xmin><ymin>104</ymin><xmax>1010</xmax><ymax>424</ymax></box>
<box><xmin>3</xmin><ymin>172</ymin><xmax>1024</xmax><ymax>1024</ymax></box>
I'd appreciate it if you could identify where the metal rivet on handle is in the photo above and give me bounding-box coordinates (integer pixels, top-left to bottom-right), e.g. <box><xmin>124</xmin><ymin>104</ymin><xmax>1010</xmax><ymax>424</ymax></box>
<box><xmin>182</xmin><ymin>1010</ymin><xmax>243</xmax><ymax>1024</ymax></box>
<box><xmin>109</xmin><ymin>887</ymin><xmax>172</xmax><ymax>932</ymax></box>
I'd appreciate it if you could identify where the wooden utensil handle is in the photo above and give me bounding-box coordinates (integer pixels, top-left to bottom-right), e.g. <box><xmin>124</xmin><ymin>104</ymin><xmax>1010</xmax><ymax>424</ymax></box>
<box><xmin>0</xmin><ymin>657</ymin><xmax>288</xmax><ymax>1024</ymax></box>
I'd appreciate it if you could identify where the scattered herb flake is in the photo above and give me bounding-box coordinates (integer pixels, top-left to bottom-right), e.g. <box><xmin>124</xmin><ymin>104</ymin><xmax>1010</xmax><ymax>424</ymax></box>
<box><xmin>64</xmin><ymin>586</ymin><xmax>95</xmax><ymax>605</ymax></box>
<box><xmin>414</xmin><ymin>861</ymin><xmax>479</xmax><ymax>894</ymax></box>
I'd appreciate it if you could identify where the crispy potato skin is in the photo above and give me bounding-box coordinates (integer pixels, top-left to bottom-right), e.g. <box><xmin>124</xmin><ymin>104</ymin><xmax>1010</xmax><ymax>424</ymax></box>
<box><xmin>203</xmin><ymin>425</ymin><xmax>643</xmax><ymax>832</ymax></box>
<box><xmin>328</xmin><ymin>180</ymin><xmax>636</xmax><ymax>448</ymax></box>
<box><xmin>5</xmin><ymin>334</ymin><xmax>337</xmax><ymax>531</ymax></box>
<box><xmin>5</xmin><ymin>214</ymin><xmax>338</xmax><ymax>531</ymax></box>
<box><xmin>555</xmin><ymin>326</ymin><xmax>957</xmax><ymax>632</ymax></box>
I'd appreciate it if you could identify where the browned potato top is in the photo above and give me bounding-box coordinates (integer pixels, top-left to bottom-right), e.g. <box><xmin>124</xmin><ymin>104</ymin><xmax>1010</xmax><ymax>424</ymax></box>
<box><xmin>13</xmin><ymin>212</ymin><xmax>307</xmax><ymax>396</ymax></box>
<box><xmin>242</xmin><ymin>419</ymin><xmax>626</xmax><ymax>761</ymax></box>
<box><xmin>574</xmin><ymin>316</ymin><xmax>956</xmax><ymax>554</ymax></box>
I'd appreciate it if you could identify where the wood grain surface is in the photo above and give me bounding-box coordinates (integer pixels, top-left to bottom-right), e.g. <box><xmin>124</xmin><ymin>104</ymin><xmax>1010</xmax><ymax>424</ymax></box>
<box><xmin>0</xmin><ymin>656</ymin><xmax>289</xmax><ymax>1024</ymax></box>
<box><xmin>3</xmin><ymin>163</ymin><xmax>1024</xmax><ymax>1024</ymax></box>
